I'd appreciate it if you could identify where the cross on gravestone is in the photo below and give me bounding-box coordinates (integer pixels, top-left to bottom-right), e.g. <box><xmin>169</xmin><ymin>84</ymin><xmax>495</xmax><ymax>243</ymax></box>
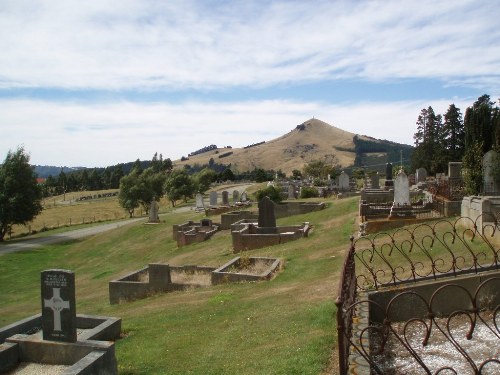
<box><xmin>41</xmin><ymin>269</ymin><xmax>77</xmax><ymax>342</ymax></box>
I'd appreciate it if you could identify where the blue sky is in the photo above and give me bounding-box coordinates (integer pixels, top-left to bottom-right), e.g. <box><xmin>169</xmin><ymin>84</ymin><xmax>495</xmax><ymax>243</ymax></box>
<box><xmin>0</xmin><ymin>0</ymin><xmax>499</xmax><ymax>167</ymax></box>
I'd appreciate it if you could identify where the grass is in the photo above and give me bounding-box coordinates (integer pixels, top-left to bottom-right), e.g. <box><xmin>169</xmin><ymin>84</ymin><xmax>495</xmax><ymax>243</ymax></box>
<box><xmin>0</xmin><ymin>194</ymin><xmax>359</xmax><ymax>374</ymax></box>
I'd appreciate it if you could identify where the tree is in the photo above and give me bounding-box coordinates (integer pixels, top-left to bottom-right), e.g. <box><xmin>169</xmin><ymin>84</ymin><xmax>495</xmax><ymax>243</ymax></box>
<box><xmin>196</xmin><ymin>168</ymin><xmax>217</xmax><ymax>193</ymax></box>
<box><xmin>219</xmin><ymin>168</ymin><xmax>235</xmax><ymax>182</ymax></box>
<box><xmin>0</xmin><ymin>147</ymin><xmax>43</xmax><ymax>241</ymax></box>
<box><xmin>303</xmin><ymin>160</ymin><xmax>336</xmax><ymax>180</ymax></box>
<box><xmin>292</xmin><ymin>169</ymin><xmax>302</xmax><ymax>180</ymax></box>
<box><xmin>254</xmin><ymin>185</ymin><xmax>282</xmax><ymax>203</ymax></box>
<box><xmin>443</xmin><ymin>104</ymin><xmax>465</xmax><ymax>162</ymax></box>
<box><xmin>164</xmin><ymin>169</ymin><xmax>195</xmax><ymax>206</ymax></box>
<box><xmin>254</xmin><ymin>168</ymin><xmax>270</xmax><ymax>183</ymax></box>
<box><xmin>118</xmin><ymin>170</ymin><xmax>142</xmax><ymax>217</ymax></box>
<box><xmin>411</xmin><ymin>106</ymin><xmax>445</xmax><ymax>173</ymax></box>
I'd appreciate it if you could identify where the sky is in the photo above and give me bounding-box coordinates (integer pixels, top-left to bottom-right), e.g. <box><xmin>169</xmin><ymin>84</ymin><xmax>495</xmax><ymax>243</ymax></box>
<box><xmin>0</xmin><ymin>0</ymin><xmax>499</xmax><ymax>168</ymax></box>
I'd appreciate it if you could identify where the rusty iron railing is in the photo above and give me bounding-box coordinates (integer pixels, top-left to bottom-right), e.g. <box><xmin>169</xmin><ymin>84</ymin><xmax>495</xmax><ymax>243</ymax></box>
<box><xmin>336</xmin><ymin>215</ymin><xmax>500</xmax><ymax>375</ymax></box>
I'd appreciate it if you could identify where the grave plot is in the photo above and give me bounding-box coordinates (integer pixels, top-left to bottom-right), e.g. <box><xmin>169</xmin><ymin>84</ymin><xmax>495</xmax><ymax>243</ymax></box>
<box><xmin>231</xmin><ymin>196</ymin><xmax>311</xmax><ymax>252</ymax></box>
<box><xmin>109</xmin><ymin>258</ymin><xmax>283</xmax><ymax>304</ymax></box>
<box><xmin>172</xmin><ymin>219</ymin><xmax>220</xmax><ymax>247</ymax></box>
<box><xmin>0</xmin><ymin>269</ymin><xmax>120</xmax><ymax>375</ymax></box>
<box><xmin>109</xmin><ymin>264</ymin><xmax>216</xmax><ymax>304</ymax></box>
<box><xmin>335</xmin><ymin>218</ymin><xmax>500</xmax><ymax>375</ymax></box>
<box><xmin>212</xmin><ymin>256</ymin><xmax>282</xmax><ymax>285</ymax></box>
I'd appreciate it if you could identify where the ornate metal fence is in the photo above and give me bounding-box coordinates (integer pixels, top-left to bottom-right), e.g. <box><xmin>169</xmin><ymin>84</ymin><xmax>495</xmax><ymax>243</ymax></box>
<box><xmin>336</xmin><ymin>216</ymin><xmax>500</xmax><ymax>375</ymax></box>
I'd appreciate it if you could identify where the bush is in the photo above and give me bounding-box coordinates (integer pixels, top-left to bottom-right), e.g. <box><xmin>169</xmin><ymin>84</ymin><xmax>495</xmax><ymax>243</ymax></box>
<box><xmin>300</xmin><ymin>186</ymin><xmax>319</xmax><ymax>198</ymax></box>
<box><xmin>254</xmin><ymin>185</ymin><xmax>282</xmax><ymax>203</ymax></box>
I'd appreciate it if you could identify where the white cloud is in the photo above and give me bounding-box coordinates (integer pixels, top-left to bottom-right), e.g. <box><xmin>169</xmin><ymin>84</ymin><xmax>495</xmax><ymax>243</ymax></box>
<box><xmin>0</xmin><ymin>0</ymin><xmax>498</xmax><ymax>91</ymax></box>
<box><xmin>0</xmin><ymin>97</ymin><xmax>475</xmax><ymax>167</ymax></box>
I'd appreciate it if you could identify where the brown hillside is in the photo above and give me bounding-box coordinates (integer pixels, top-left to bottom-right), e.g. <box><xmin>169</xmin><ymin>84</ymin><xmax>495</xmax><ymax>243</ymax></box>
<box><xmin>175</xmin><ymin>118</ymin><xmax>359</xmax><ymax>175</ymax></box>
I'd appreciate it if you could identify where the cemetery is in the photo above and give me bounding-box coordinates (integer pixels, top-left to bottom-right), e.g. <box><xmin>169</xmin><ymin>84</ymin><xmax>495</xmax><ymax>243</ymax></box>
<box><xmin>0</xmin><ymin>270</ymin><xmax>120</xmax><ymax>374</ymax></box>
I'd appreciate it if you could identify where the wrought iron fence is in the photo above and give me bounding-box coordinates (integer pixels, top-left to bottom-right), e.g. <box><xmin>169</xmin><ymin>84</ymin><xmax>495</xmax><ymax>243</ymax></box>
<box><xmin>336</xmin><ymin>215</ymin><xmax>500</xmax><ymax>374</ymax></box>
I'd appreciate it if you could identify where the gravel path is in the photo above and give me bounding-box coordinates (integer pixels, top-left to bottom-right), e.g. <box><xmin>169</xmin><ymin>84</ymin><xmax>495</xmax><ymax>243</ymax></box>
<box><xmin>0</xmin><ymin>217</ymin><xmax>145</xmax><ymax>255</ymax></box>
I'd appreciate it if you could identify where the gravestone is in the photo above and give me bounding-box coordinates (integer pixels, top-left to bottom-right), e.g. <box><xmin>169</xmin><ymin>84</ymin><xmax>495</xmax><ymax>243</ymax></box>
<box><xmin>288</xmin><ymin>183</ymin><xmax>296</xmax><ymax>199</ymax></box>
<box><xmin>258</xmin><ymin>196</ymin><xmax>276</xmax><ymax>228</ymax></box>
<box><xmin>221</xmin><ymin>190</ymin><xmax>229</xmax><ymax>205</ymax></box>
<box><xmin>448</xmin><ymin>162</ymin><xmax>462</xmax><ymax>179</ymax></box>
<box><xmin>384</xmin><ymin>163</ymin><xmax>394</xmax><ymax>188</ymax></box>
<box><xmin>149</xmin><ymin>200</ymin><xmax>159</xmax><ymax>223</ymax></box>
<box><xmin>233</xmin><ymin>190</ymin><xmax>239</xmax><ymax>203</ymax></box>
<box><xmin>483</xmin><ymin>150</ymin><xmax>500</xmax><ymax>195</ymax></box>
<box><xmin>415</xmin><ymin>167</ymin><xmax>427</xmax><ymax>183</ymax></box>
<box><xmin>393</xmin><ymin>169</ymin><xmax>410</xmax><ymax>205</ymax></box>
<box><xmin>338</xmin><ymin>171</ymin><xmax>350</xmax><ymax>192</ymax></box>
<box><xmin>371</xmin><ymin>172</ymin><xmax>380</xmax><ymax>189</ymax></box>
<box><xmin>41</xmin><ymin>269</ymin><xmax>77</xmax><ymax>342</ymax></box>
<box><xmin>210</xmin><ymin>191</ymin><xmax>218</xmax><ymax>206</ymax></box>
<box><xmin>240</xmin><ymin>191</ymin><xmax>248</xmax><ymax>202</ymax></box>
<box><xmin>195</xmin><ymin>193</ymin><xmax>204</xmax><ymax>210</ymax></box>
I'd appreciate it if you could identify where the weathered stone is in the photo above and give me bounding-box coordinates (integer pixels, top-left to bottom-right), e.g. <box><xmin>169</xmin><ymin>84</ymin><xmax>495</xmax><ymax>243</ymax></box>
<box><xmin>483</xmin><ymin>150</ymin><xmax>500</xmax><ymax>195</ymax></box>
<box><xmin>288</xmin><ymin>183</ymin><xmax>296</xmax><ymax>199</ymax></box>
<box><xmin>258</xmin><ymin>196</ymin><xmax>276</xmax><ymax>228</ymax></box>
<box><xmin>148</xmin><ymin>200</ymin><xmax>159</xmax><ymax>223</ymax></box>
<box><xmin>41</xmin><ymin>269</ymin><xmax>77</xmax><ymax>342</ymax></box>
<box><xmin>394</xmin><ymin>169</ymin><xmax>410</xmax><ymax>205</ymax></box>
<box><xmin>415</xmin><ymin>167</ymin><xmax>427</xmax><ymax>183</ymax></box>
<box><xmin>338</xmin><ymin>171</ymin><xmax>350</xmax><ymax>192</ymax></box>
<box><xmin>221</xmin><ymin>191</ymin><xmax>229</xmax><ymax>205</ymax></box>
<box><xmin>232</xmin><ymin>190</ymin><xmax>239</xmax><ymax>203</ymax></box>
<box><xmin>209</xmin><ymin>191</ymin><xmax>218</xmax><ymax>206</ymax></box>
<box><xmin>195</xmin><ymin>193</ymin><xmax>204</xmax><ymax>209</ymax></box>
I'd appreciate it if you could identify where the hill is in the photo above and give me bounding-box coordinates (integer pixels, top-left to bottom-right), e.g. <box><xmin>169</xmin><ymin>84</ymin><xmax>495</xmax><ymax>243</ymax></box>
<box><xmin>174</xmin><ymin>118</ymin><xmax>413</xmax><ymax>175</ymax></box>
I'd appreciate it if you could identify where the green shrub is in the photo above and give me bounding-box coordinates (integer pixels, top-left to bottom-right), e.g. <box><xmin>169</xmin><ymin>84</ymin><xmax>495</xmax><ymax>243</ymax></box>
<box><xmin>300</xmin><ymin>186</ymin><xmax>319</xmax><ymax>198</ymax></box>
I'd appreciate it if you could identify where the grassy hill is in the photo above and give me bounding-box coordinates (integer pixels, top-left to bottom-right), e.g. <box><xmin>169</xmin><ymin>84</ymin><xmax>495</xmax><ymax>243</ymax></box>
<box><xmin>0</xmin><ymin>195</ymin><xmax>359</xmax><ymax>374</ymax></box>
<box><xmin>174</xmin><ymin>118</ymin><xmax>413</xmax><ymax>175</ymax></box>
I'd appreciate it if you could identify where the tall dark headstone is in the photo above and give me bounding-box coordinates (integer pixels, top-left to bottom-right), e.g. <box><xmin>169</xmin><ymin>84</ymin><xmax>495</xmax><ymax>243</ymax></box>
<box><xmin>41</xmin><ymin>269</ymin><xmax>77</xmax><ymax>342</ymax></box>
<box><xmin>221</xmin><ymin>190</ymin><xmax>229</xmax><ymax>205</ymax></box>
<box><xmin>385</xmin><ymin>163</ymin><xmax>394</xmax><ymax>188</ymax></box>
<box><xmin>258</xmin><ymin>196</ymin><xmax>276</xmax><ymax>228</ymax></box>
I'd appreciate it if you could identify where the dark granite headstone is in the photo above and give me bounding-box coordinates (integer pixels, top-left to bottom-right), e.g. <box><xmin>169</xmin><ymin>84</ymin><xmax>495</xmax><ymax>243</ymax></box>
<box><xmin>385</xmin><ymin>163</ymin><xmax>393</xmax><ymax>180</ymax></box>
<box><xmin>258</xmin><ymin>196</ymin><xmax>276</xmax><ymax>228</ymax></box>
<box><xmin>221</xmin><ymin>190</ymin><xmax>229</xmax><ymax>205</ymax></box>
<box><xmin>41</xmin><ymin>269</ymin><xmax>77</xmax><ymax>342</ymax></box>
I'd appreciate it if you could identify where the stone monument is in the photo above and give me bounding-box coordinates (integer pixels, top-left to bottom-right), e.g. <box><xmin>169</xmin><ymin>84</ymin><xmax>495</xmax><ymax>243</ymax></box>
<box><xmin>209</xmin><ymin>191</ymin><xmax>218</xmax><ymax>207</ymax></box>
<box><xmin>384</xmin><ymin>163</ymin><xmax>394</xmax><ymax>188</ymax></box>
<box><xmin>389</xmin><ymin>169</ymin><xmax>415</xmax><ymax>218</ymax></box>
<box><xmin>415</xmin><ymin>167</ymin><xmax>427</xmax><ymax>184</ymax></box>
<box><xmin>195</xmin><ymin>193</ymin><xmax>204</xmax><ymax>211</ymax></box>
<box><xmin>371</xmin><ymin>172</ymin><xmax>380</xmax><ymax>189</ymax></box>
<box><xmin>148</xmin><ymin>200</ymin><xmax>160</xmax><ymax>223</ymax></box>
<box><xmin>41</xmin><ymin>269</ymin><xmax>77</xmax><ymax>342</ymax></box>
<box><xmin>240</xmin><ymin>191</ymin><xmax>248</xmax><ymax>202</ymax></box>
<box><xmin>338</xmin><ymin>171</ymin><xmax>350</xmax><ymax>192</ymax></box>
<box><xmin>483</xmin><ymin>150</ymin><xmax>500</xmax><ymax>195</ymax></box>
<box><xmin>288</xmin><ymin>183</ymin><xmax>296</xmax><ymax>199</ymax></box>
<box><xmin>233</xmin><ymin>190</ymin><xmax>239</xmax><ymax>203</ymax></box>
<box><xmin>258</xmin><ymin>196</ymin><xmax>276</xmax><ymax>229</ymax></box>
<box><xmin>221</xmin><ymin>190</ymin><xmax>229</xmax><ymax>205</ymax></box>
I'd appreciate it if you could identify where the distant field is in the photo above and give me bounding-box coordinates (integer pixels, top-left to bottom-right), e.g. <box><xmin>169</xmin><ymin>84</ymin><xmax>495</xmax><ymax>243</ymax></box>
<box><xmin>0</xmin><ymin>194</ymin><xmax>359</xmax><ymax>374</ymax></box>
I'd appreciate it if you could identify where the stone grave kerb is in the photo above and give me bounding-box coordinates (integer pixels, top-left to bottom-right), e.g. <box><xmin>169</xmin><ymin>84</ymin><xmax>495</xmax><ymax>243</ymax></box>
<box><xmin>41</xmin><ymin>269</ymin><xmax>77</xmax><ymax>342</ymax></box>
<box><xmin>258</xmin><ymin>196</ymin><xmax>276</xmax><ymax>228</ymax></box>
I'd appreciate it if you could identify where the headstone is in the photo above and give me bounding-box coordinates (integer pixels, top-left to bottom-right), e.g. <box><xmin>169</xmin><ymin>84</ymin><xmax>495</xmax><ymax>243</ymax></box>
<box><xmin>195</xmin><ymin>193</ymin><xmax>204</xmax><ymax>208</ymax></box>
<box><xmin>483</xmin><ymin>150</ymin><xmax>500</xmax><ymax>195</ymax></box>
<box><xmin>448</xmin><ymin>162</ymin><xmax>462</xmax><ymax>179</ymax></box>
<box><xmin>338</xmin><ymin>171</ymin><xmax>350</xmax><ymax>192</ymax></box>
<box><xmin>233</xmin><ymin>190</ymin><xmax>239</xmax><ymax>203</ymax></box>
<box><xmin>149</xmin><ymin>200</ymin><xmax>159</xmax><ymax>223</ymax></box>
<box><xmin>41</xmin><ymin>269</ymin><xmax>77</xmax><ymax>342</ymax></box>
<box><xmin>240</xmin><ymin>191</ymin><xmax>248</xmax><ymax>202</ymax></box>
<box><xmin>385</xmin><ymin>163</ymin><xmax>394</xmax><ymax>188</ymax></box>
<box><xmin>288</xmin><ymin>183</ymin><xmax>296</xmax><ymax>199</ymax></box>
<box><xmin>221</xmin><ymin>190</ymin><xmax>229</xmax><ymax>205</ymax></box>
<box><xmin>210</xmin><ymin>191</ymin><xmax>218</xmax><ymax>206</ymax></box>
<box><xmin>371</xmin><ymin>172</ymin><xmax>380</xmax><ymax>189</ymax></box>
<box><xmin>258</xmin><ymin>196</ymin><xmax>276</xmax><ymax>228</ymax></box>
<box><xmin>393</xmin><ymin>169</ymin><xmax>410</xmax><ymax>205</ymax></box>
<box><xmin>415</xmin><ymin>168</ymin><xmax>427</xmax><ymax>183</ymax></box>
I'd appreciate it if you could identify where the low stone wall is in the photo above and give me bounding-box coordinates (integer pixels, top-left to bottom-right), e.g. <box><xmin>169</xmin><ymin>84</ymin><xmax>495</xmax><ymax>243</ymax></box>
<box><xmin>0</xmin><ymin>314</ymin><xmax>121</xmax><ymax>374</ymax></box>
<box><xmin>274</xmin><ymin>201</ymin><xmax>325</xmax><ymax>218</ymax></box>
<box><xmin>461</xmin><ymin>195</ymin><xmax>500</xmax><ymax>228</ymax></box>
<box><xmin>211</xmin><ymin>257</ymin><xmax>281</xmax><ymax>285</ymax></box>
<box><xmin>231</xmin><ymin>221</ymin><xmax>310</xmax><ymax>252</ymax></box>
<box><xmin>220</xmin><ymin>210</ymin><xmax>258</xmax><ymax>230</ymax></box>
<box><xmin>172</xmin><ymin>220</ymin><xmax>220</xmax><ymax>247</ymax></box>
<box><xmin>109</xmin><ymin>264</ymin><xmax>216</xmax><ymax>304</ymax></box>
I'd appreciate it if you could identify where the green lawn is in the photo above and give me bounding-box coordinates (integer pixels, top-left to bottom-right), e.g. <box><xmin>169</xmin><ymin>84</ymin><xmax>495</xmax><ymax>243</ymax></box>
<box><xmin>0</xmin><ymin>196</ymin><xmax>359</xmax><ymax>374</ymax></box>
